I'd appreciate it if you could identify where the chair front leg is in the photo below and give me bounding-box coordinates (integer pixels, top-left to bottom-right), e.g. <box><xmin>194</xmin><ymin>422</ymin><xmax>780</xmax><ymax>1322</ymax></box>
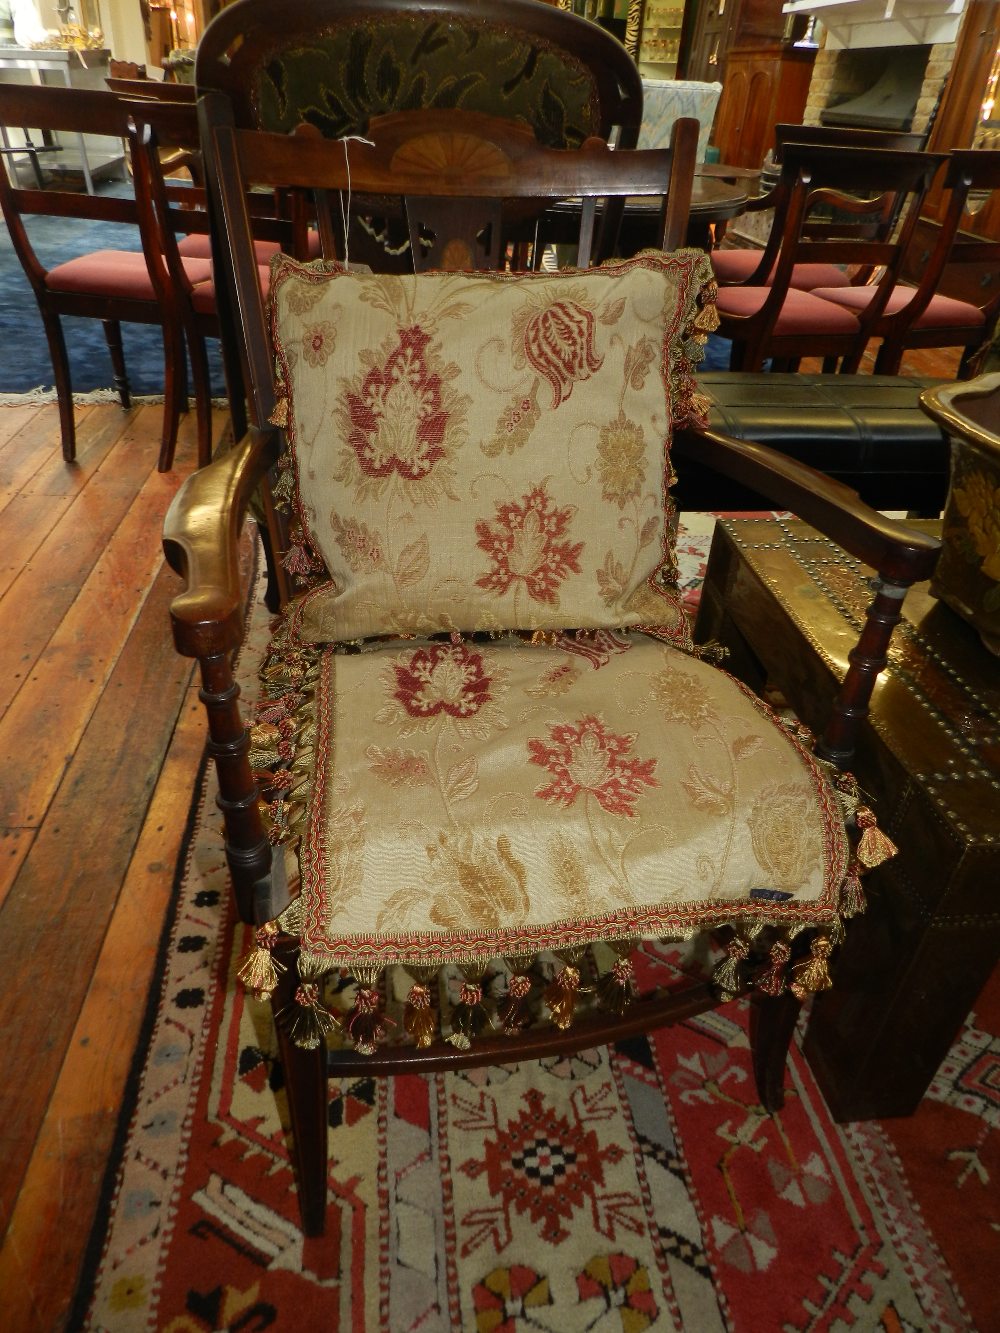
<box><xmin>158</xmin><ymin>321</ymin><xmax>187</xmax><ymax>472</ymax></box>
<box><xmin>272</xmin><ymin>935</ymin><xmax>329</xmax><ymax>1237</ymax></box>
<box><xmin>873</xmin><ymin>339</ymin><xmax>904</xmax><ymax>376</ymax></box>
<box><xmin>749</xmin><ymin>987</ymin><xmax>802</xmax><ymax>1113</ymax></box>
<box><xmin>40</xmin><ymin>307</ymin><xmax>76</xmax><ymax>462</ymax></box>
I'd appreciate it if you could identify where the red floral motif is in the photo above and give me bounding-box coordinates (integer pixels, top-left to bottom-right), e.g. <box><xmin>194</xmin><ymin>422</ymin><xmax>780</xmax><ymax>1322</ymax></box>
<box><xmin>392</xmin><ymin>640</ymin><xmax>493</xmax><ymax>721</ymax></box>
<box><xmin>520</xmin><ymin>298</ymin><xmax>603</xmax><ymax>408</ymax></box>
<box><xmin>475</xmin><ymin>484</ymin><xmax>583</xmax><ymax>606</ymax></box>
<box><xmin>345</xmin><ymin>324</ymin><xmax>449</xmax><ymax>480</ymax></box>
<box><xmin>528</xmin><ymin>715</ymin><xmax>658</xmax><ymax>817</ymax></box>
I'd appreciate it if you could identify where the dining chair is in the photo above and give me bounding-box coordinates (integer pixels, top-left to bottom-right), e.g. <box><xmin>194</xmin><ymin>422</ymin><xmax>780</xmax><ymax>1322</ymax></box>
<box><xmin>713</xmin><ymin>142</ymin><xmax>945</xmax><ymax>372</ymax></box>
<box><xmin>814</xmin><ymin>149</ymin><xmax>1000</xmax><ymax>378</ymax></box>
<box><xmin>711</xmin><ymin>124</ymin><xmax>928</xmax><ymax>291</ymax></box>
<box><xmin>122</xmin><ymin>95</ymin><xmax>297</xmax><ymax>466</ymax></box>
<box><xmin>160</xmin><ymin>92</ymin><xmax>939</xmax><ymax>1235</ymax></box>
<box><xmin>0</xmin><ymin>82</ymin><xmax>211</xmax><ymax>471</ymax></box>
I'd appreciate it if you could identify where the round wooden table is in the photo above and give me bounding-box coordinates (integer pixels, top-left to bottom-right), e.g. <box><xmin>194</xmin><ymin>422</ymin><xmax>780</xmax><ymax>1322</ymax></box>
<box><xmin>688</xmin><ymin>173</ymin><xmax>751</xmax><ymax>249</ymax></box>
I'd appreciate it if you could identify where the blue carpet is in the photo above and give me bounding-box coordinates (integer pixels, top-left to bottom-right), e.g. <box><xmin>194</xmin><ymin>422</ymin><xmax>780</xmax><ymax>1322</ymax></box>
<box><xmin>0</xmin><ymin>180</ymin><xmax>226</xmax><ymax>396</ymax></box>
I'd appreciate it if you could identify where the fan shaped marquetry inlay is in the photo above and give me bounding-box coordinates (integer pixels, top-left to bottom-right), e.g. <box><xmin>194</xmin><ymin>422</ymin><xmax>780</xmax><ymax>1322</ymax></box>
<box><xmin>390</xmin><ymin>133</ymin><xmax>512</xmax><ymax>181</ymax></box>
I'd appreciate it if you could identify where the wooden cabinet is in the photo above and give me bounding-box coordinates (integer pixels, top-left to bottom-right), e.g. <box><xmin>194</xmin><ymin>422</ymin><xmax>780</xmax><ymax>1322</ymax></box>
<box><xmin>712</xmin><ymin>43</ymin><xmax>814</xmax><ymax>168</ymax></box>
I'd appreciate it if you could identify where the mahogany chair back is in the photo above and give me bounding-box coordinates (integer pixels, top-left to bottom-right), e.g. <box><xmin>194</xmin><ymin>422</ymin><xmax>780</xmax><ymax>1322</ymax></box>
<box><xmin>773</xmin><ymin>123</ymin><xmax>927</xmax><ymax>160</ymax></box>
<box><xmin>0</xmin><ymin>82</ymin><xmax>199</xmax><ymax>470</ymax></box>
<box><xmin>123</xmin><ymin>95</ymin><xmax>300</xmax><ymax>464</ymax></box>
<box><xmin>859</xmin><ymin>148</ymin><xmax>1000</xmax><ymax>376</ymax></box>
<box><xmin>713</xmin><ymin>124</ymin><xmax>929</xmax><ymax>291</ymax></box>
<box><xmin>193</xmin><ymin>0</ymin><xmax>642</xmax><ymax>149</ymax></box>
<box><xmin>714</xmin><ymin>141</ymin><xmax>946</xmax><ymax>371</ymax></box>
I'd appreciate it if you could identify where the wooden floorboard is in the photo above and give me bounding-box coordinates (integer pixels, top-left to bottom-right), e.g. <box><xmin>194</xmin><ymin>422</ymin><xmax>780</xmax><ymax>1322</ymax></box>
<box><xmin>0</xmin><ymin>401</ymin><xmax>212</xmax><ymax>1328</ymax></box>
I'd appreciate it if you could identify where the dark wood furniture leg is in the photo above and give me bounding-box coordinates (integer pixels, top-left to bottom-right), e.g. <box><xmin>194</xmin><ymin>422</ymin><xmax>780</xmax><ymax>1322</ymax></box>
<box><xmin>696</xmin><ymin>519</ymin><xmax>1000</xmax><ymax>1121</ymax></box>
<box><xmin>272</xmin><ymin>939</ymin><xmax>329</xmax><ymax>1238</ymax></box>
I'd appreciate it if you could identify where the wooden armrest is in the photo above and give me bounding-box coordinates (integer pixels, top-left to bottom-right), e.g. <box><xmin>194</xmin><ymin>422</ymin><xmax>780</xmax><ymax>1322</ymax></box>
<box><xmin>674</xmin><ymin>425</ymin><xmax>940</xmax><ymax>585</ymax></box>
<box><xmin>162</xmin><ymin>426</ymin><xmax>279</xmax><ymax>658</ymax></box>
<box><xmin>677</xmin><ymin>423</ymin><xmax>941</xmax><ymax>767</ymax></box>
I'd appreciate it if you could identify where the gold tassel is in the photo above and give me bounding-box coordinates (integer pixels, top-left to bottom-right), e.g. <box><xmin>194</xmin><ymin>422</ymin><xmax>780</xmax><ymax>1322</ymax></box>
<box><xmin>248</xmin><ymin>720</ymin><xmax>282</xmax><ymax>769</ymax></box>
<box><xmin>597</xmin><ymin>955</ymin><xmax>636</xmax><ymax>1016</ymax></box>
<box><xmin>343</xmin><ymin>969</ymin><xmax>393</xmax><ymax>1055</ymax></box>
<box><xmin>855</xmin><ymin>807</ymin><xmax>897</xmax><ymax>869</ymax></box>
<box><xmin>447</xmin><ymin>981</ymin><xmax>491</xmax><ymax>1050</ymax></box>
<box><xmin>287</xmin><ymin>981</ymin><xmax>339</xmax><ymax>1050</ymax></box>
<box><xmin>530</xmin><ymin>628</ymin><xmax>559</xmax><ymax>646</ymax></box>
<box><xmin>693</xmin><ymin>301</ymin><xmax>720</xmax><ymax>334</ymax></box>
<box><xmin>790</xmin><ymin>935</ymin><xmax>834</xmax><ymax>1001</ymax></box>
<box><xmin>757</xmin><ymin>938</ymin><xmax>791</xmax><ymax>997</ymax></box>
<box><xmin>712</xmin><ymin>932</ymin><xmax>750</xmax><ymax>1001</ymax></box>
<box><xmin>839</xmin><ymin>865</ymin><xmax>866</xmax><ymax>919</ymax></box>
<box><xmin>403</xmin><ymin>982</ymin><xmax>436</xmax><ymax>1049</ymax></box>
<box><xmin>236</xmin><ymin>921</ymin><xmax>285</xmax><ymax>1000</ymax></box>
<box><xmin>498</xmin><ymin>972</ymin><xmax>533</xmax><ymax>1033</ymax></box>
<box><xmin>268</xmin><ymin>396</ymin><xmax>289</xmax><ymax>428</ymax></box>
<box><xmin>544</xmin><ymin>964</ymin><xmax>581</xmax><ymax>1030</ymax></box>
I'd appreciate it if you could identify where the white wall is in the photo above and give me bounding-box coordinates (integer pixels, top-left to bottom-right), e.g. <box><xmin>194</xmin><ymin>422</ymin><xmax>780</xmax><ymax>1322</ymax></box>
<box><xmin>95</xmin><ymin>0</ymin><xmax>149</xmax><ymax>63</ymax></box>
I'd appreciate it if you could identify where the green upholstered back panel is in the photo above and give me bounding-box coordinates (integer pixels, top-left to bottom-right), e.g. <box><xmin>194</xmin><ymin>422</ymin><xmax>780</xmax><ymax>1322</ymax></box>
<box><xmin>253</xmin><ymin>17</ymin><xmax>604</xmax><ymax>147</ymax></box>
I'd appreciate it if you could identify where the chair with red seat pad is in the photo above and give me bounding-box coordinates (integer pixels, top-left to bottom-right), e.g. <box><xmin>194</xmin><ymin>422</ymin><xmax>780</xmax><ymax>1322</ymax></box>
<box><xmin>713</xmin><ymin>142</ymin><xmax>945</xmax><ymax>373</ymax></box>
<box><xmin>814</xmin><ymin>149</ymin><xmax>1000</xmax><ymax>378</ymax></box>
<box><xmin>0</xmin><ymin>82</ymin><xmax>212</xmax><ymax>471</ymax></box>
<box><xmin>711</xmin><ymin>124</ymin><xmax>927</xmax><ymax>293</ymax></box>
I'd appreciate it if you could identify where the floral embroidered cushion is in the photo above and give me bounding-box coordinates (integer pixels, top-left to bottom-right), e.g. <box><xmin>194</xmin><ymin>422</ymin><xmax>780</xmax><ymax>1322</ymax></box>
<box><xmin>269</xmin><ymin>250</ymin><xmax>716</xmax><ymax>644</ymax></box>
<box><xmin>263</xmin><ymin>630</ymin><xmax>851</xmax><ymax>973</ymax></box>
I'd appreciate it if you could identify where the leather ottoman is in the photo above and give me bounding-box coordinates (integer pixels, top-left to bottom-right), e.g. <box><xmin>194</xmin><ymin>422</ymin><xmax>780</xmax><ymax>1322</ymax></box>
<box><xmin>678</xmin><ymin>372</ymin><xmax>951</xmax><ymax>515</ymax></box>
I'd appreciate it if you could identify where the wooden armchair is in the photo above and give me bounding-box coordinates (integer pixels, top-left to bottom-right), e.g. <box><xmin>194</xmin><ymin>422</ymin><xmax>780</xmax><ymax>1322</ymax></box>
<box><xmin>713</xmin><ymin>142</ymin><xmax>945</xmax><ymax>372</ymax></box>
<box><xmin>712</xmin><ymin>124</ymin><xmax>927</xmax><ymax>292</ymax></box>
<box><xmin>0</xmin><ymin>83</ymin><xmax>209</xmax><ymax>471</ymax></box>
<box><xmin>162</xmin><ymin>100</ymin><xmax>940</xmax><ymax>1235</ymax></box>
<box><xmin>816</xmin><ymin>149</ymin><xmax>1000</xmax><ymax>377</ymax></box>
<box><xmin>122</xmin><ymin>95</ymin><xmax>298</xmax><ymax>467</ymax></box>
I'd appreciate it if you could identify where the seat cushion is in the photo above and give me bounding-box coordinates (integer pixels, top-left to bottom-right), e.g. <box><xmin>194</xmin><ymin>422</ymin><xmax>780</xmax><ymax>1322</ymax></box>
<box><xmin>715</xmin><ymin>285</ymin><xmax>861</xmax><ymax>335</ymax></box>
<box><xmin>178</xmin><ymin>233</ymin><xmax>281</xmax><ymax>263</ymax></box>
<box><xmin>711</xmin><ymin>249</ymin><xmax>851</xmax><ymax>292</ymax></box>
<box><xmin>46</xmin><ymin>250</ymin><xmax>211</xmax><ymax>300</ymax></box>
<box><xmin>269</xmin><ymin>251</ymin><xmax>717</xmax><ymax>645</ymax></box>
<box><xmin>265</xmin><ymin>631</ymin><xmax>850</xmax><ymax>971</ymax></box>
<box><xmin>813</xmin><ymin>285</ymin><xmax>986</xmax><ymax>330</ymax></box>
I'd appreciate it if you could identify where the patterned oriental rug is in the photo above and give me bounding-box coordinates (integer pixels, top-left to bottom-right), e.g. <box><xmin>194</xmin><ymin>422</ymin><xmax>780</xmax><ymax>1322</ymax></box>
<box><xmin>76</xmin><ymin>529</ymin><xmax>1000</xmax><ymax>1333</ymax></box>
